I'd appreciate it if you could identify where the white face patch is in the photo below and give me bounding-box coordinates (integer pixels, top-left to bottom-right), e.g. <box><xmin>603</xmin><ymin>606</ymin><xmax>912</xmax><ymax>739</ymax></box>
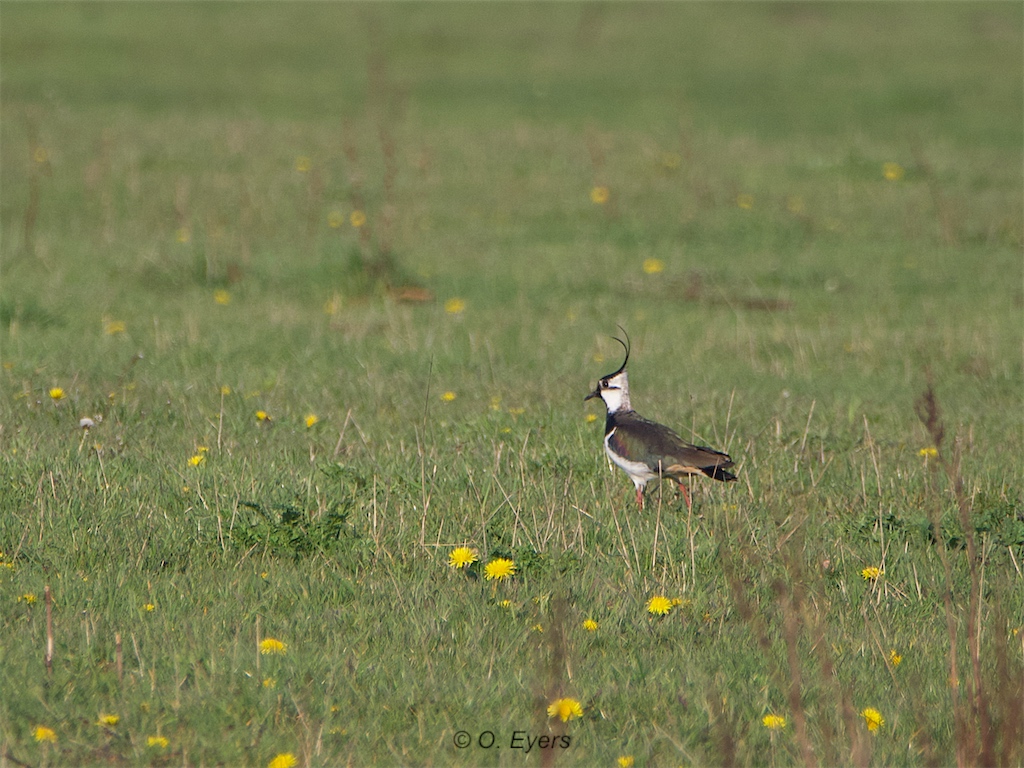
<box><xmin>597</xmin><ymin>371</ymin><xmax>631</xmax><ymax>413</ymax></box>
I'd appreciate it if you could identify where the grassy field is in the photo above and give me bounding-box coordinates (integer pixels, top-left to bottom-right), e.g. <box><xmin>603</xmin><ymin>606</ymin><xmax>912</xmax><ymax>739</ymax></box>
<box><xmin>2</xmin><ymin>3</ymin><xmax>1023</xmax><ymax>766</ymax></box>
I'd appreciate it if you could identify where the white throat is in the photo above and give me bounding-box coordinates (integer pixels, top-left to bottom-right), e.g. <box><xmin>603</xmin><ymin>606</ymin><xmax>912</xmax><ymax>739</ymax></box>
<box><xmin>600</xmin><ymin>371</ymin><xmax>631</xmax><ymax>413</ymax></box>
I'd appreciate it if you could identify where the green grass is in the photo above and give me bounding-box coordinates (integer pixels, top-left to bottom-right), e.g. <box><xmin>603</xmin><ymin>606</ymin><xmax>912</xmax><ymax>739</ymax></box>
<box><xmin>2</xmin><ymin>3</ymin><xmax>1023</xmax><ymax>766</ymax></box>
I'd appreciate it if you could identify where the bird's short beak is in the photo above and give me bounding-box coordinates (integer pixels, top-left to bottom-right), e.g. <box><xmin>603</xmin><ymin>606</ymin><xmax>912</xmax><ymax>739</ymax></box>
<box><xmin>584</xmin><ymin>387</ymin><xmax>600</xmax><ymax>402</ymax></box>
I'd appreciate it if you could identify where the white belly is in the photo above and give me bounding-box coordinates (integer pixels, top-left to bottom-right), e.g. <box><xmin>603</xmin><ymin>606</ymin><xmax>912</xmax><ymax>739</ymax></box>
<box><xmin>604</xmin><ymin>431</ymin><xmax>657</xmax><ymax>490</ymax></box>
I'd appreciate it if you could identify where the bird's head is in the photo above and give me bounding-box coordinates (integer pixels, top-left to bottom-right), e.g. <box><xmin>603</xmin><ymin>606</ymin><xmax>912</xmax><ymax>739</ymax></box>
<box><xmin>585</xmin><ymin>329</ymin><xmax>632</xmax><ymax>413</ymax></box>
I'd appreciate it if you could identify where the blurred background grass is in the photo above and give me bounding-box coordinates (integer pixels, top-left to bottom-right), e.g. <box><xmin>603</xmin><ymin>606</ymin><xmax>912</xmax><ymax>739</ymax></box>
<box><xmin>1</xmin><ymin>3</ymin><xmax>1022</xmax><ymax>766</ymax></box>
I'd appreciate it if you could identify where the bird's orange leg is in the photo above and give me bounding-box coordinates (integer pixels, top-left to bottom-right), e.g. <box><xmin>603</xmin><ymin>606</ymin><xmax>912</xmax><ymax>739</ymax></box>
<box><xmin>677</xmin><ymin>482</ymin><xmax>692</xmax><ymax>511</ymax></box>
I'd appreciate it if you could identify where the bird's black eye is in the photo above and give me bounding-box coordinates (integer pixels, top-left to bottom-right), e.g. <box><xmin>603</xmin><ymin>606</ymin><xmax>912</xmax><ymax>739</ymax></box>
<box><xmin>600</xmin><ymin>378</ymin><xmax>609</xmax><ymax>388</ymax></box>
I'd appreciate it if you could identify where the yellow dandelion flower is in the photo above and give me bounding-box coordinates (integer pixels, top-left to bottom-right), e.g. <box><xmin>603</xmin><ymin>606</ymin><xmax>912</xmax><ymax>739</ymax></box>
<box><xmin>786</xmin><ymin>195</ymin><xmax>805</xmax><ymax>214</ymax></box>
<box><xmin>736</xmin><ymin>193</ymin><xmax>755</xmax><ymax>210</ymax></box>
<box><xmin>147</xmin><ymin>736</ymin><xmax>169</xmax><ymax>748</ymax></box>
<box><xmin>220</xmin><ymin>385</ymin><xmax>231</xmax><ymax>396</ymax></box>
<box><xmin>176</xmin><ymin>227</ymin><xmax>192</xmax><ymax>244</ymax></box>
<box><xmin>259</xmin><ymin>637</ymin><xmax>287</xmax><ymax>655</ymax></box>
<box><xmin>295</xmin><ymin>156</ymin><xmax>311</xmax><ymax>173</ymax></box>
<box><xmin>882</xmin><ymin>162</ymin><xmax>904</xmax><ymax>181</ymax></box>
<box><xmin>444</xmin><ymin>297</ymin><xmax>466</xmax><ymax>314</ymax></box>
<box><xmin>327</xmin><ymin>210</ymin><xmax>345</xmax><ymax>228</ymax></box>
<box><xmin>213</xmin><ymin>289</ymin><xmax>231</xmax><ymax>305</ymax></box>
<box><xmin>34</xmin><ymin>146</ymin><xmax>49</xmax><ymax>164</ymax></box>
<box><xmin>350</xmin><ymin>210</ymin><xmax>367</xmax><ymax>228</ymax></box>
<box><xmin>18</xmin><ymin>593</ymin><xmax>37</xmax><ymax>604</ymax></box>
<box><xmin>256</xmin><ymin>410</ymin><xmax>270</xmax><ymax>422</ymax></box>
<box><xmin>33</xmin><ymin>726</ymin><xmax>57</xmax><ymax>743</ymax></box>
<box><xmin>889</xmin><ymin>649</ymin><xmax>903</xmax><ymax>667</ymax></box>
<box><xmin>440</xmin><ymin>391</ymin><xmax>456</xmax><ymax>402</ymax></box>
<box><xmin>547</xmin><ymin>697</ymin><xmax>583</xmax><ymax>722</ymax></box>
<box><xmin>861</xmin><ymin>566</ymin><xmax>883</xmax><ymax>581</ymax></box>
<box><xmin>497</xmin><ymin>599</ymin><xmax>513</xmax><ymax>609</ymax></box>
<box><xmin>305</xmin><ymin>413</ymin><xmax>319</xmax><ymax>428</ymax></box>
<box><xmin>918</xmin><ymin>446</ymin><xmax>938</xmax><ymax>458</ymax></box>
<box><xmin>590</xmin><ymin>185</ymin><xmax>610</xmax><ymax>205</ymax></box>
<box><xmin>98</xmin><ymin>714</ymin><xmax>120</xmax><ymax>727</ymax></box>
<box><xmin>324</xmin><ymin>295</ymin><xmax>342</xmax><ymax>315</ymax></box>
<box><xmin>585</xmin><ymin>413</ymin><xmax>598</xmax><ymax>423</ymax></box>
<box><xmin>198</xmin><ymin>446</ymin><xmax>208</xmax><ymax>453</ymax></box>
<box><xmin>861</xmin><ymin>707</ymin><xmax>884</xmax><ymax>732</ymax></box>
<box><xmin>618</xmin><ymin>757</ymin><xmax>635</xmax><ymax>768</ymax></box>
<box><xmin>661</xmin><ymin>152</ymin><xmax>682</xmax><ymax>169</ymax></box>
<box><xmin>49</xmin><ymin>387</ymin><xmax>65</xmax><ymax>402</ymax></box>
<box><xmin>143</xmin><ymin>603</ymin><xmax>156</xmax><ymax>612</ymax></box>
<box><xmin>762</xmin><ymin>714</ymin><xmax>787</xmax><ymax>730</ymax></box>
<box><xmin>490</xmin><ymin>395</ymin><xmax>502</xmax><ymax>411</ymax></box>
<box><xmin>532</xmin><ymin>623</ymin><xmax>544</xmax><ymax>633</ymax></box>
<box><xmin>582</xmin><ymin>619</ymin><xmax>598</xmax><ymax>632</ymax></box>
<box><xmin>188</xmin><ymin>454</ymin><xmax>205</xmax><ymax>467</ymax></box>
<box><xmin>448</xmin><ymin>546</ymin><xmax>479</xmax><ymax>569</ymax></box>
<box><xmin>642</xmin><ymin>258</ymin><xmax>665</xmax><ymax>275</ymax></box>
<box><xmin>484</xmin><ymin>557</ymin><xmax>516</xmax><ymax>581</ymax></box>
<box><xmin>104</xmin><ymin>320</ymin><xmax>126</xmax><ymax>335</ymax></box>
<box><xmin>263</xmin><ymin>677</ymin><xmax>276</xmax><ymax>688</ymax></box>
<box><xmin>508</xmin><ymin>406</ymin><xmax>525</xmax><ymax>416</ymax></box>
<box><xmin>268</xmin><ymin>753</ymin><xmax>298</xmax><ymax>768</ymax></box>
<box><xmin>647</xmin><ymin>595</ymin><xmax>673</xmax><ymax>616</ymax></box>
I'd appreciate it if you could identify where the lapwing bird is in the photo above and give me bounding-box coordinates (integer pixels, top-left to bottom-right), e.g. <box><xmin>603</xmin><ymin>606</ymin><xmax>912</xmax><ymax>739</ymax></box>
<box><xmin>585</xmin><ymin>332</ymin><xmax>736</xmax><ymax>510</ymax></box>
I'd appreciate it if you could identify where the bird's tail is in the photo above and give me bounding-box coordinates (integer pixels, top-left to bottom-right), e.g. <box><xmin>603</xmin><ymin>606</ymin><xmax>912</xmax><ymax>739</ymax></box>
<box><xmin>703</xmin><ymin>465</ymin><xmax>737</xmax><ymax>482</ymax></box>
